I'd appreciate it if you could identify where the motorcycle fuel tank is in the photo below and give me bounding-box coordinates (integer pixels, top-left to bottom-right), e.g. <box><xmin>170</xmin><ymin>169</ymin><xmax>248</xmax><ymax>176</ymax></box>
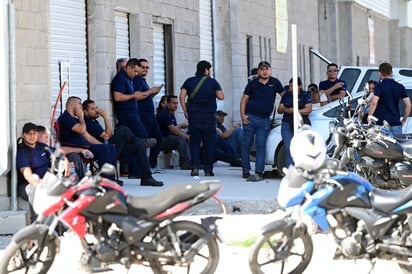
<box><xmin>319</xmin><ymin>172</ymin><xmax>372</xmax><ymax>209</ymax></box>
<box><xmin>363</xmin><ymin>140</ymin><xmax>403</xmax><ymax>160</ymax></box>
<box><xmin>79</xmin><ymin>185</ymin><xmax>128</xmax><ymax>215</ymax></box>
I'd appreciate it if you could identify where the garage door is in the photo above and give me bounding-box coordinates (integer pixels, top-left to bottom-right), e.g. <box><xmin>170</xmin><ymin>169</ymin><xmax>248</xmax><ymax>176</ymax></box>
<box><xmin>50</xmin><ymin>0</ymin><xmax>88</xmax><ymax>120</ymax></box>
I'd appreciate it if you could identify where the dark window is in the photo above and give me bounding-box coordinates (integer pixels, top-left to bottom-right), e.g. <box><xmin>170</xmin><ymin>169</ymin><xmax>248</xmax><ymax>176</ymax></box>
<box><xmin>399</xmin><ymin>70</ymin><xmax>412</xmax><ymax>77</ymax></box>
<box><xmin>399</xmin><ymin>89</ymin><xmax>412</xmax><ymax>117</ymax></box>
<box><xmin>323</xmin><ymin>97</ymin><xmax>360</xmax><ymax>118</ymax></box>
<box><xmin>356</xmin><ymin>70</ymin><xmax>379</xmax><ymax>93</ymax></box>
<box><xmin>339</xmin><ymin>68</ymin><xmax>361</xmax><ymax>93</ymax></box>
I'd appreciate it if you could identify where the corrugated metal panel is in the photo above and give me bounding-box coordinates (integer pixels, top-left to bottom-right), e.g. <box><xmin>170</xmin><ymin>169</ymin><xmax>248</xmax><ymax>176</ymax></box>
<box><xmin>115</xmin><ymin>11</ymin><xmax>129</xmax><ymax>59</ymax></box>
<box><xmin>50</xmin><ymin>0</ymin><xmax>87</xmax><ymax>120</ymax></box>
<box><xmin>354</xmin><ymin>0</ymin><xmax>390</xmax><ymax>18</ymax></box>
<box><xmin>153</xmin><ymin>23</ymin><xmax>166</xmax><ymax>104</ymax></box>
<box><xmin>199</xmin><ymin>0</ymin><xmax>213</xmax><ymax>62</ymax></box>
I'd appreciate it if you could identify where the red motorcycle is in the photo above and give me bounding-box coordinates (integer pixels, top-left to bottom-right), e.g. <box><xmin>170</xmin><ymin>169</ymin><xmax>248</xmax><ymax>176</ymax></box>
<box><xmin>0</xmin><ymin>146</ymin><xmax>224</xmax><ymax>274</ymax></box>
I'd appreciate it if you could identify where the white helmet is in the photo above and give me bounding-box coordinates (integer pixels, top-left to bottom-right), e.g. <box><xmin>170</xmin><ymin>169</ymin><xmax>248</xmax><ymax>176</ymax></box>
<box><xmin>290</xmin><ymin>127</ymin><xmax>326</xmax><ymax>171</ymax></box>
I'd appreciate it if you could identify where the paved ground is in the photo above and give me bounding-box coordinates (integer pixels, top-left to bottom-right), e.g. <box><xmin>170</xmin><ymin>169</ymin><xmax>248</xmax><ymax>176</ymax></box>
<box><xmin>0</xmin><ymin>163</ymin><xmax>405</xmax><ymax>273</ymax></box>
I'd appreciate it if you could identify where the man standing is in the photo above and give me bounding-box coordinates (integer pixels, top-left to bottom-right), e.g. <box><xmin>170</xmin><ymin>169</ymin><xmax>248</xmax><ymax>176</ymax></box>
<box><xmin>133</xmin><ymin>58</ymin><xmax>163</xmax><ymax>171</ymax></box>
<box><xmin>240</xmin><ymin>61</ymin><xmax>284</xmax><ymax>182</ymax></box>
<box><xmin>319</xmin><ymin>63</ymin><xmax>347</xmax><ymax>102</ymax></box>
<box><xmin>180</xmin><ymin>60</ymin><xmax>224</xmax><ymax>177</ymax></box>
<box><xmin>83</xmin><ymin>99</ymin><xmax>163</xmax><ymax>187</ymax></box>
<box><xmin>111</xmin><ymin>58</ymin><xmax>150</xmax><ymax>140</ymax></box>
<box><xmin>216</xmin><ymin>110</ymin><xmax>242</xmax><ymax>159</ymax></box>
<box><xmin>368</xmin><ymin>62</ymin><xmax>411</xmax><ymax>134</ymax></box>
<box><xmin>157</xmin><ymin>95</ymin><xmax>192</xmax><ymax>170</ymax></box>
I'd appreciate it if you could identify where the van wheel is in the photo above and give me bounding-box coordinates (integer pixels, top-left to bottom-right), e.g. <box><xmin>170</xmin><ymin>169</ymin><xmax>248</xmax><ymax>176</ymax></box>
<box><xmin>275</xmin><ymin>144</ymin><xmax>286</xmax><ymax>174</ymax></box>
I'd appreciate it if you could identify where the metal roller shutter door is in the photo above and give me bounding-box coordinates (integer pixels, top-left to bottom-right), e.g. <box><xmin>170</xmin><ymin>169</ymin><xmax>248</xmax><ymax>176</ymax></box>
<box><xmin>50</xmin><ymin>0</ymin><xmax>87</xmax><ymax>119</ymax></box>
<box><xmin>153</xmin><ymin>23</ymin><xmax>166</xmax><ymax>108</ymax></box>
<box><xmin>115</xmin><ymin>11</ymin><xmax>129</xmax><ymax>60</ymax></box>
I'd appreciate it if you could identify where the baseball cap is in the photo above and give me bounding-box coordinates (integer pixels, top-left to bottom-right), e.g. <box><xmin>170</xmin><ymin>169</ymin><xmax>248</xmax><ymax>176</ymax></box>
<box><xmin>216</xmin><ymin>110</ymin><xmax>227</xmax><ymax>116</ymax></box>
<box><xmin>258</xmin><ymin>61</ymin><xmax>271</xmax><ymax>69</ymax></box>
<box><xmin>22</xmin><ymin>122</ymin><xmax>38</xmax><ymax>133</ymax></box>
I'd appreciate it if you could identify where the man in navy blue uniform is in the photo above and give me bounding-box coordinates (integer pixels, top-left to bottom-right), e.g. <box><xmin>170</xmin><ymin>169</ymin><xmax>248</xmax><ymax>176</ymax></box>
<box><xmin>240</xmin><ymin>61</ymin><xmax>284</xmax><ymax>181</ymax></box>
<box><xmin>180</xmin><ymin>60</ymin><xmax>224</xmax><ymax>177</ymax></box>
<box><xmin>278</xmin><ymin>77</ymin><xmax>312</xmax><ymax>168</ymax></box>
<box><xmin>111</xmin><ymin>58</ymin><xmax>150</xmax><ymax>140</ymax></box>
<box><xmin>133</xmin><ymin>58</ymin><xmax>163</xmax><ymax>171</ymax></box>
<box><xmin>82</xmin><ymin>99</ymin><xmax>163</xmax><ymax>187</ymax></box>
<box><xmin>318</xmin><ymin>63</ymin><xmax>347</xmax><ymax>102</ymax></box>
<box><xmin>157</xmin><ymin>95</ymin><xmax>191</xmax><ymax>169</ymax></box>
<box><xmin>216</xmin><ymin>110</ymin><xmax>242</xmax><ymax>159</ymax></box>
<box><xmin>368</xmin><ymin>62</ymin><xmax>411</xmax><ymax>134</ymax></box>
<box><xmin>57</xmin><ymin>96</ymin><xmax>117</xmax><ymax>178</ymax></box>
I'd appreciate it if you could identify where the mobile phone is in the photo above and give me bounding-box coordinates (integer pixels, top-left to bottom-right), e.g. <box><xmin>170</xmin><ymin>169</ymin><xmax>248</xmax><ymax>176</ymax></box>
<box><xmin>160</xmin><ymin>84</ymin><xmax>164</xmax><ymax>88</ymax></box>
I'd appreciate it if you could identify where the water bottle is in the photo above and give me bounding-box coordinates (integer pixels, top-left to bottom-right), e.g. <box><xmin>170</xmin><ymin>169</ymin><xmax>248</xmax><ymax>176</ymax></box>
<box><xmin>104</xmin><ymin>137</ymin><xmax>109</xmax><ymax>144</ymax></box>
<box><xmin>169</xmin><ymin>150</ymin><xmax>179</xmax><ymax>169</ymax></box>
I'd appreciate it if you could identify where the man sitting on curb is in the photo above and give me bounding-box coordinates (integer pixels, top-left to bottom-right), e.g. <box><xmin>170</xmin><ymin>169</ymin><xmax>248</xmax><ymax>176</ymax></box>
<box><xmin>82</xmin><ymin>99</ymin><xmax>163</xmax><ymax>187</ymax></box>
<box><xmin>157</xmin><ymin>95</ymin><xmax>192</xmax><ymax>170</ymax></box>
<box><xmin>216</xmin><ymin>110</ymin><xmax>243</xmax><ymax>159</ymax></box>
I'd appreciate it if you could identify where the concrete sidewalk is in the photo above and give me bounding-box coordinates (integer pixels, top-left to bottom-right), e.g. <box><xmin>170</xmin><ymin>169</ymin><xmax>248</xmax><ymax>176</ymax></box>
<box><xmin>119</xmin><ymin>162</ymin><xmax>283</xmax><ymax>215</ymax></box>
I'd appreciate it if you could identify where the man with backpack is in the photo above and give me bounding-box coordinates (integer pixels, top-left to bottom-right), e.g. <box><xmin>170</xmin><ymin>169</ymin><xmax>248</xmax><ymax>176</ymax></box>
<box><xmin>240</xmin><ymin>61</ymin><xmax>284</xmax><ymax>181</ymax></box>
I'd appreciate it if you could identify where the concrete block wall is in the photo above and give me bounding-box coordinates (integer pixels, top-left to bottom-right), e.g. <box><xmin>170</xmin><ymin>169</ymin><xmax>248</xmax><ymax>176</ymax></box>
<box><xmin>14</xmin><ymin>0</ymin><xmax>51</xmax><ymax>131</ymax></box>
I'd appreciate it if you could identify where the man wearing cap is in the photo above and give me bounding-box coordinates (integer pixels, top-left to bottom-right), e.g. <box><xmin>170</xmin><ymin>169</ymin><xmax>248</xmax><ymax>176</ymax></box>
<box><xmin>216</xmin><ymin>110</ymin><xmax>242</xmax><ymax>159</ymax></box>
<box><xmin>240</xmin><ymin>61</ymin><xmax>284</xmax><ymax>181</ymax></box>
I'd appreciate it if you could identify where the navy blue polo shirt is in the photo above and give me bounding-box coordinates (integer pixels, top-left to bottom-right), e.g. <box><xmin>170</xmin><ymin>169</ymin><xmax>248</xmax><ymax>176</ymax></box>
<box><xmin>16</xmin><ymin>143</ymin><xmax>51</xmax><ymax>186</ymax></box>
<box><xmin>84</xmin><ymin>115</ymin><xmax>105</xmax><ymax>143</ymax></box>
<box><xmin>181</xmin><ymin>75</ymin><xmax>222</xmax><ymax>120</ymax></box>
<box><xmin>373</xmin><ymin>78</ymin><xmax>408</xmax><ymax>126</ymax></box>
<box><xmin>57</xmin><ymin>111</ymin><xmax>89</xmax><ymax>147</ymax></box>
<box><xmin>216</xmin><ymin>122</ymin><xmax>227</xmax><ymax>132</ymax></box>
<box><xmin>133</xmin><ymin>76</ymin><xmax>155</xmax><ymax>112</ymax></box>
<box><xmin>319</xmin><ymin>79</ymin><xmax>347</xmax><ymax>97</ymax></box>
<box><xmin>157</xmin><ymin>108</ymin><xmax>177</xmax><ymax>137</ymax></box>
<box><xmin>244</xmin><ymin>78</ymin><xmax>284</xmax><ymax>118</ymax></box>
<box><xmin>280</xmin><ymin>90</ymin><xmax>312</xmax><ymax>122</ymax></box>
<box><xmin>111</xmin><ymin>69</ymin><xmax>138</xmax><ymax>115</ymax></box>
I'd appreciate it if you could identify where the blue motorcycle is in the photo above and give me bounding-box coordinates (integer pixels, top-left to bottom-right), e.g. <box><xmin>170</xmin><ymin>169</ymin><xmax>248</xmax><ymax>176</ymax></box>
<box><xmin>249</xmin><ymin>128</ymin><xmax>412</xmax><ymax>274</ymax></box>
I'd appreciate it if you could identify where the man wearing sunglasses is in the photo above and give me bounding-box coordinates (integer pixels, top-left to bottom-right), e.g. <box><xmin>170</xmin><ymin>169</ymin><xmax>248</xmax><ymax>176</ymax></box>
<box><xmin>319</xmin><ymin>63</ymin><xmax>347</xmax><ymax>102</ymax></box>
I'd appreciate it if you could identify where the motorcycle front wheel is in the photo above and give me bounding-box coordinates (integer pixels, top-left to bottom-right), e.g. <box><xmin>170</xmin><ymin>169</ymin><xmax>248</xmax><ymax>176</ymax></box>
<box><xmin>0</xmin><ymin>225</ymin><xmax>57</xmax><ymax>274</ymax></box>
<box><xmin>249</xmin><ymin>223</ymin><xmax>313</xmax><ymax>274</ymax></box>
<box><xmin>150</xmin><ymin>220</ymin><xmax>219</xmax><ymax>274</ymax></box>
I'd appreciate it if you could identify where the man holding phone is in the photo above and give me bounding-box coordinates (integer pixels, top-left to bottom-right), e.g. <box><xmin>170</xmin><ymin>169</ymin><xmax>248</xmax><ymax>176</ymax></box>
<box><xmin>133</xmin><ymin>58</ymin><xmax>163</xmax><ymax>172</ymax></box>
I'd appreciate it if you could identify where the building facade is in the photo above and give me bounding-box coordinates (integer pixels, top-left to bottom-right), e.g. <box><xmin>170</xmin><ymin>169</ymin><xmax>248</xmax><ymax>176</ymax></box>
<box><xmin>1</xmin><ymin>0</ymin><xmax>412</xmax><ymax>209</ymax></box>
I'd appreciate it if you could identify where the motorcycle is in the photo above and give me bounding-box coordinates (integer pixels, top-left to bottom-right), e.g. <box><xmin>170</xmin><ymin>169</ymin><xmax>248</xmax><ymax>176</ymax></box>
<box><xmin>0</xmin><ymin>146</ymin><xmax>224</xmax><ymax>274</ymax></box>
<box><xmin>328</xmin><ymin>93</ymin><xmax>412</xmax><ymax>189</ymax></box>
<box><xmin>248</xmin><ymin>128</ymin><xmax>412</xmax><ymax>274</ymax></box>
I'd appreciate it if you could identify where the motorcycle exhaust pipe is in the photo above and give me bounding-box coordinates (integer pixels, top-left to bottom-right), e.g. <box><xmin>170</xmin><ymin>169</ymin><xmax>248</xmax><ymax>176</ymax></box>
<box><xmin>376</xmin><ymin>243</ymin><xmax>412</xmax><ymax>257</ymax></box>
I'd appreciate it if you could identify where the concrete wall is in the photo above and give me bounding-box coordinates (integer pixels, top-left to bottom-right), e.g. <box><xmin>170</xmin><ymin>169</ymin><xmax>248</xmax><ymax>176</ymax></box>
<box><xmin>14</xmin><ymin>0</ymin><xmax>50</xmax><ymax>133</ymax></box>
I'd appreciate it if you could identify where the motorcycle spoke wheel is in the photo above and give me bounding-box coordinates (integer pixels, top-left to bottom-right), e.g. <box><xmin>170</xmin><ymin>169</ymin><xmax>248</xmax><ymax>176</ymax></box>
<box><xmin>249</xmin><ymin>228</ymin><xmax>313</xmax><ymax>274</ymax></box>
<box><xmin>0</xmin><ymin>229</ymin><xmax>57</xmax><ymax>274</ymax></box>
<box><xmin>150</xmin><ymin>221</ymin><xmax>219</xmax><ymax>274</ymax></box>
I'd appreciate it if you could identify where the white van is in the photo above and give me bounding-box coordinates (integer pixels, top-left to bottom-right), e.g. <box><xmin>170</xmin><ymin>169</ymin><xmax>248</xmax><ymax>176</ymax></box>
<box><xmin>262</xmin><ymin>66</ymin><xmax>412</xmax><ymax>172</ymax></box>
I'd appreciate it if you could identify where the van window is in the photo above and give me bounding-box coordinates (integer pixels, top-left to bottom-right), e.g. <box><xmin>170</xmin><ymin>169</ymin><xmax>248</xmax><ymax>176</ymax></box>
<box><xmin>399</xmin><ymin>70</ymin><xmax>412</xmax><ymax>77</ymax></box>
<box><xmin>339</xmin><ymin>68</ymin><xmax>361</xmax><ymax>93</ymax></box>
<box><xmin>357</xmin><ymin>70</ymin><xmax>379</xmax><ymax>93</ymax></box>
<box><xmin>323</xmin><ymin>97</ymin><xmax>360</xmax><ymax>118</ymax></box>
<box><xmin>399</xmin><ymin>89</ymin><xmax>412</xmax><ymax>117</ymax></box>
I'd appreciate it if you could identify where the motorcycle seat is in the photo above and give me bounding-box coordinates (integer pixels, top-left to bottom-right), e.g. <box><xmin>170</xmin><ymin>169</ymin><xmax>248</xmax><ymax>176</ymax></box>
<box><xmin>126</xmin><ymin>183</ymin><xmax>211</xmax><ymax>218</ymax></box>
<box><xmin>370</xmin><ymin>186</ymin><xmax>412</xmax><ymax>213</ymax></box>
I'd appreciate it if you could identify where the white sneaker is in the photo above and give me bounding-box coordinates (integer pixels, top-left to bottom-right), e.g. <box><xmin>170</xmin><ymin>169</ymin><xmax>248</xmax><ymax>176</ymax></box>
<box><xmin>151</xmin><ymin>166</ymin><xmax>165</xmax><ymax>174</ymax></box>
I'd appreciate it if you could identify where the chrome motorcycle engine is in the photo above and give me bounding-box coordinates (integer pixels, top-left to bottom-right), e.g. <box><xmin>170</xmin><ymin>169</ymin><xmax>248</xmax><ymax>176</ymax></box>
<box><xmin>340</xmin><ymin>231</ymin><xmax>362</xmax><ymax>258</ymax></box>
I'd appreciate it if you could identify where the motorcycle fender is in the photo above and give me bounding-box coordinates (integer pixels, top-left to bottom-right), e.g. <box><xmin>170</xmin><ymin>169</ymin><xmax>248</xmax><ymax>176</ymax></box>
<box><xmin>12</xmin><ymin>224</ymin><xmax>59</xmax><ymax>247</ymax></box>
<box><xmin>260</xmin><ymin>218</ymin><xmax>298</xmax><ymax>237</ymax></box>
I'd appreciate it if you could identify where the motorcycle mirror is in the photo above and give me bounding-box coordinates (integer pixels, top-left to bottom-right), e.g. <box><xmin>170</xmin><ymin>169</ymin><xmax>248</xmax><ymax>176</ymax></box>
<box><xmin>99</xmin><ymin>163</ymin><xmax>116</xmax><ymax>176</ymax></box>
